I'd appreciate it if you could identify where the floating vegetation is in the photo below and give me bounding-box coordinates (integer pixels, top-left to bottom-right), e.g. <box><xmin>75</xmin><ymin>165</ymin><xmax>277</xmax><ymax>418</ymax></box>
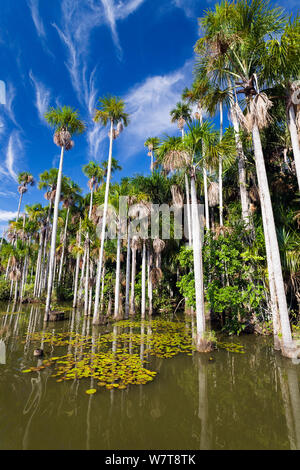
<box><xmin>21</xmin><ymin>319</ymin><xmax>245</xmax><ymax>390</ymax></box>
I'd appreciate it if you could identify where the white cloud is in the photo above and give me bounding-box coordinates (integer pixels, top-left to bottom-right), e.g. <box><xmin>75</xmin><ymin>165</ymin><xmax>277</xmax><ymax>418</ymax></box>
<box><xmin>0</xmin><ymin>191</ymin><xmax>17</xmax><ymax>199</ymax></box>
<box><xmin>0</xmin><ymin>210</ymin><xmax>18</xmax><ymax>222</ymax></box>
<box><xmin>5</xmin><ymin>132</ymin><xmax>23</xmax><ymax>182</ymax></box>
<box><xmin>28</xmin><ymin>0</ymin><xmax>46</xmax><ymax>37</ymax></box>
<box><xmin>120</xmin><ymin>59</ymin><xmax>194</xmax><ymax>158</ymax></box>
<box><xmin>53</xmin><ymin>0</ymin><xmax>145</xmax><ymax>158</ymax></box>
<box><xmin>173</xmin><ymin>0</ymin><xmax>200</xmax><ymax>18</ymax></box>
<box><xmin>29</xmin><ymin>71</ymin><xmax>51</xmax><ymax>122</ymax></box>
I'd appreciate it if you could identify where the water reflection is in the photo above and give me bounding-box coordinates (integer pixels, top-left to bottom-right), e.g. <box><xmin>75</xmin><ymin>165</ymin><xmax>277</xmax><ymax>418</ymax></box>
<box><xmin>0</xmin><ymin>303</ymin><xmax>299</xmax><ymax>450</ymax></box>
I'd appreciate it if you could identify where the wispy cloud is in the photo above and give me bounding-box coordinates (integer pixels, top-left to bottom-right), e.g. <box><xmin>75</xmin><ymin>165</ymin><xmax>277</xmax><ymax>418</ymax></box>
<box><xmin>0</xmin><ymin>191</ymin><xmax>17</xmax><ymax>199</ymax></box>
<box><xmin>5</xmin><ymin>132</ymin><xmax>23</xmax><ymax>182</ymax></box>
<box><xmin>28</xmin><ymin>0</ymin><xmax>46</xmax><ymax>38</ymax></box>
<box><xmin>120</xmin><ymin>59</ymin><xmax>194</xmax><ymax>159</ymax></box>
<box><xmin>29</xmin><ymin>71</ymin><xmax>51</xmax><ymax>123</ymax></box>
<box><xmin>53</xmin><ymin>0</ymin><xmax>145</xmax><ymax>158</ymax></box>
<box><xmin>0</xmin><ymin>210</ymin><xmax>18</xmax><ymax>222</ymax></box>
<box><xmin>173</xmin><ymin>0</ymin><xmax>200</xmax><ymax>18</ymax></box>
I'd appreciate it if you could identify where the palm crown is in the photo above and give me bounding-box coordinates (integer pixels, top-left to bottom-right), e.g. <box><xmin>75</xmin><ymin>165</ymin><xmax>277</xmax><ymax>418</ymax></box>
<box><xmin>94</xmin><ymin>95</ymin><xmax>129</xmax><ymax>127</ymax></box>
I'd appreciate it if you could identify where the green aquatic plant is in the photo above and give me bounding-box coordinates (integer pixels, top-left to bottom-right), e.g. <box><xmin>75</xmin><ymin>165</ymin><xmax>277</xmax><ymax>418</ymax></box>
<box><xmin>21</xmin><ymin>319</ymin><xmax>245</xmax><ymax>389</ymax></box>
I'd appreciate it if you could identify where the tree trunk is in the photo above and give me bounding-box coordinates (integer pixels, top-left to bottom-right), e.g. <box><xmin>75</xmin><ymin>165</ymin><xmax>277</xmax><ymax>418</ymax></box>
<box><xmin>58</xmin><ymin>207</ymin><xmax>70</xmax><ymax>285</ymax></box>
<box><xmin>288</xmin><ymin>104</ymin><xmax>300</xmax><ymax>191</ymax></box>
<box><xmin>125</xmin><ymin>227</ymin><xmax>131</xmax><ymax>319</ymax></box>
<box><xmin>130</xmin><ymin>247</ymin><xmax>136</xmax><ymax>315</ymax></box>
<box><xmin>147</xmin><ymin>248</ymin><xmax>153</xmax><ymax>316</ymax></box>
<box><xmin>219</xmin><ymin>101</ymin><xmax>223</xmax><ymax>226</ymax></box>
<box><xmin>252</xmin><ymin>123</ymin><xmax>295</xmax><ymax>356</ymax></box>
<box><xmin>230</xmin><ymin>97</ymin><xmax>251</xmax><ymax>225</ymax></box>
<box><xmin>93</xmin><ymin>120</ymin><xmax>114</xmax><ymax>325</ymax></box>
<box><xmin>190</xmin><ymin>174</ymin><xmax>206</xmax><ymax>349</ymax></box>
<box><xmin>141</xmin><ymin>239</ymin><xmax>146</xmax><ymax>319</ymax></box>
<box><xmin>114</xmin><ymin>227</ymin><xmax>121</xmax><ymax>319</ymax></box>
<box><xmin>44</xmin><ymin>145</ymin><xmax>65</xmax><ymax>322</ymax></box>
<box><xmin>73</xmin><ymin>221</ymin><xmax>82</xmax><ymax>308</ymax></box>
<box><xmin>16</xmin><ymin>192</ymin><xmax>23</xmax><ymax>222</ymax></box>
<box><xmin>185</xmin><ymin>174</ymin><xmax>192</xmax><ymax>246</ymax></box>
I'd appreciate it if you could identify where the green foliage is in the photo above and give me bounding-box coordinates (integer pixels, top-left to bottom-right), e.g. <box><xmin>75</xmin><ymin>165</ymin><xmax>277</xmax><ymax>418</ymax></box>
<box><xmin>45</xmin><ymin>106</ymin><xmax>85</xmax><ymax>135</ymax></box>
<box><xmin>0</xmin><ymin>280</ymin><xmax>10</xmax><ymax>301</ymax></box>
<box><xmin>177</xmin><ymin>223</ymin><xmax>267</xmax><ymax>335</ymax></box>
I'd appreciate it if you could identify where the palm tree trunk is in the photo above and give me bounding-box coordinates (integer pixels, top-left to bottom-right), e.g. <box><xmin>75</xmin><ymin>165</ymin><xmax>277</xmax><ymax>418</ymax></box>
<box><xmin>230</xmin><ymin>91</ymin><xmax>251</xmax><ymax>225</ymax></box>
<box><xmin>259</xmin><ymin>182</ymin><xmax>281</xmax><ymax>349</ymax></box>
<box><xmin>16</xmin><ymin>192</ymin><xmax>23</xmax><ymax>222</ymax></box>
<box><xmin>93</xmin><ymin>120</ymin><xmax>114</xmax><ymax>325</ymax></box>
<box><xmin>125</xmin><ymin>227</ymin><xmax>131</xmax><ymax>319</ymax></box>
<box><xmin>73</xmin><ymin>222</ymin><xmax>82</xmax><ymax>308</ymax></box>
<box><xmin>252</xmin><ymin>123</ymin><xmax>295</xmax><ymax>356</ymax></box>
<box><xmin>219</xmin><ymin>101</ymin><xmax>223</xmax><ymax>226</ymax></box>
<box><xmin>203</xmin><ymin>167</ymin><xmax>210</xmax><ymax>231</ymax></box>
<box><xmin>190</xmin><ymin>174</ymin><xmax>206</xmax><ymax>350</ymax></box>
<box><xmin>84</xmin><ymin>241</ymin><xmax>90</xmax><ymax>316</ymax></box>
<box><xmin>113</xmin><ymin>226</ymin><xmax>121</xmax><ymax>319</ymax></box>
<box><xmin>185</xmin><ymin>174</ymin><xmax>192</xmax><ymax>245</ymax></box>
<box><xmin>141</xmin><ymin>240</ymin><xmax>146</xmax><ymax>319</ymax></box>
<box><xmin>199</xmin><ymin>111</ymin><xmax>210</xmax><ymax>230</ymax></box>
<box><xmin>130</xmin><ymin>247</ymin><xmax>136</xmax><ymax>315</ymax></box>
<box><xmin>182</xmin><ymin>128</ymin><xmax>192</xmax><ymax>245</ymax></box>
<box><xmin>147</xmin><ymin>248</ymin><xmax>153</xmax><ymax>316</ymax></box>
<box><xmin>34</xmin><ymin>231</ymin><xmax>44</xmax><ymax>296</ymax></box>
<box><xmin>58</xmin><ymin>207</ymin><xmax>70</xmax><ymax>285</ymax></box>
<box><xmin>44</xmin><ymin>145</ymin><xmax>65</xmax><ymax>321</ymax></box>
<box><xmin>288</xmin><ymin>104</ymin><xmax>300</xmax><ymax>191</ymax></box>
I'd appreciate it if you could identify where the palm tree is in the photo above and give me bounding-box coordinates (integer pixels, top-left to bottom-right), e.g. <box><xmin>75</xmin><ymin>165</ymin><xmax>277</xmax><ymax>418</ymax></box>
<box><xmin>83</xmin><ymin>162</ymin><xmax>104</xmax><ymax>219</ymax></box>
<box><xmin>159</xmin><ymin>123</ymin><xmax>213</xmax><ymax>350</ymax></box>
<box><xmin>157</xmin><ymin>135</ymin><xmax>193</xmax><ymax>245</ymax></box>
<box><xmin>92</xmin><ymin>95</ymin><xmax>129</xmax><ymax>325</ymax></box>
<box><xmin>144</xmin><ymin>137</ymin><xmax>160</xmax><ymax>173</ymax></box>
<box><xmin>16</xmin><ymin>172</ymin><xmax>34</xmax><ymax>222</ymax></box>
<box><xmin>195</xmin><ymin>4</ymin><xmax>252</xmax><ymax>226</ymax></box>
<box><xmin>57</xmin><ymin>180</ymin><xmax>81</xmax><ymax>284</ymax></box>
<box><xmin>261</xmin><ymin>16</ymin><xmax>300</xmax><ymax>190</ymax></box>
<box><xmin>204</xmin><ymin>85</ymin><xmax>231</xmax><ymax>226</ymax></box>
<box><xmin>197</xmin><ymin>0</ymin><xmax>296</xmax><ymax>356</ymax></box>
<box><xmin>43</xmin><ymin>106</ymin><xmax>85</xmax><ymax>321</ymax></box>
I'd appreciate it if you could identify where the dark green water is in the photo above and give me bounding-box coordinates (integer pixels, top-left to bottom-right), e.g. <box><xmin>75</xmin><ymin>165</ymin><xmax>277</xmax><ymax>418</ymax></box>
<box><xmin>0</xmin><ymin>303</ymin><xmax>299</xmax><ymax>450</ymax></box>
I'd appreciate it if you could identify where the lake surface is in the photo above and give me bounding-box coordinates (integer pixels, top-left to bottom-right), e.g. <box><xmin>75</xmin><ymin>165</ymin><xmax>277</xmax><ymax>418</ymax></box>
<box><xmin>0</xmin><ymin>302</ymin><xmax>299</xmax><ymax>450</ymax></box>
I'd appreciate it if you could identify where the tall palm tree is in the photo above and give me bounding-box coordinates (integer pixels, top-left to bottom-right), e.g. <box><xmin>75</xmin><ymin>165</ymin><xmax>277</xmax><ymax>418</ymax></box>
<box><xmin>57</xmin><ymin>180</ymin><xmax>81</xmax><ymax>284</ymax></box>
<box><xmin>92</xmin><ymin>95</ymin><xmax>129</xmax><ymax>325</ymax></box>
<box><xmin>195</xmin><ymin>3</ymin><xmax>252</xmax><ymax>226</ymax></box>
<box><xmin>144</xmin><ymin>137</ymin><xmax>160</xmax><ymax>173</ymax></box>
<box><xmin>197</xmin><ymin>0</ymin><xmax>296</xmax><ymax>356</ymax></box>
<box><xmin>16</xmin><ymin>172</ymin><xmax>34</xmax><ymax>222</ymax></box>
<box><xmin>262</xmin><ymin>16</ymin><xmax>300</xmax><ymax>190</ymax></box>
<box><xmin>44</xmin><ymin>106</ymin><xmax>85</xmax><ymax>321</ymax></box>
<box><xmin>159</xmin><ymin>123</ymin><xmax>213</xmax><ymax>350</ymax></box>
<box><xmin>204</xmin><ymin>85</ymin><xmax>231</xmax><ymax>226</ymax></box>
<box><xmin>83</xmin><ymin>162</ymin><xmax>104</xmax><ymax>219</ymax></box>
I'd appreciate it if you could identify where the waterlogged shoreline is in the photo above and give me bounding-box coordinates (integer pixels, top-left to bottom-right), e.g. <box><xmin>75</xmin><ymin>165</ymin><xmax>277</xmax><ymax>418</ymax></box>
<box><xmin>0</xmin><ymin>303</ymin><xmax>299</xmax><ymax>450</ymax></box>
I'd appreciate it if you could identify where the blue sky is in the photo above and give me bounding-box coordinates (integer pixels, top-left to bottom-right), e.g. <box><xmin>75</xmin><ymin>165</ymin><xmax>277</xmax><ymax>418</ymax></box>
<box><xmin>0</xmin><ymin>0</ymin><xmax>297</xmax><ymax>234</ymax></box>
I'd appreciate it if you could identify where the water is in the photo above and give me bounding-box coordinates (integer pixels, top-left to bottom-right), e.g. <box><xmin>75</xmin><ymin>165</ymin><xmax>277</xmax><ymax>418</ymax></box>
<box><xmin>0</xmin><ymin>303</ymin><xmax>299</xmax><ymax>450</ymax></box>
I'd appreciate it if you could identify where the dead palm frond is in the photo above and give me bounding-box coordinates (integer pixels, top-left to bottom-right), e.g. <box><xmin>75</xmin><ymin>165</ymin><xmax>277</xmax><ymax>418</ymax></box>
<box><xmin>171</xmin><ymin>185</ymin><xmax>184</xmax><ymax>208</ymax></box>
<box><xmin>153</xmin><ymin>238</ymin><xmax>165</xmax><ymax>254</ymax></box>
<box><xmin>150</xmin><ymin>267</ymin><xmax>163</xmax><ymax>286</ymax></box>
<box><xmin>236</xmin><ymin>93</ymin><xmax>273</xmax><ymax>132</ymax></box>
<box><xmin>208</xmin><ymin>181</ymin><xmax>219</xmax><ymax>207</ymax></box>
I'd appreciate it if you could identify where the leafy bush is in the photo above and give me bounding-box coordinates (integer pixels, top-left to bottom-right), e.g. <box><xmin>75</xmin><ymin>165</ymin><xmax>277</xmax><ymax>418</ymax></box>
<box><xmin>0</xmin><ymin>279</ymin><xmax>10</xmax><ymax>300</ymax></box>
<box><xmin>177</xmin><ymin>222</ymin><xmax>267</xmax><ymax>335</ymax></box>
